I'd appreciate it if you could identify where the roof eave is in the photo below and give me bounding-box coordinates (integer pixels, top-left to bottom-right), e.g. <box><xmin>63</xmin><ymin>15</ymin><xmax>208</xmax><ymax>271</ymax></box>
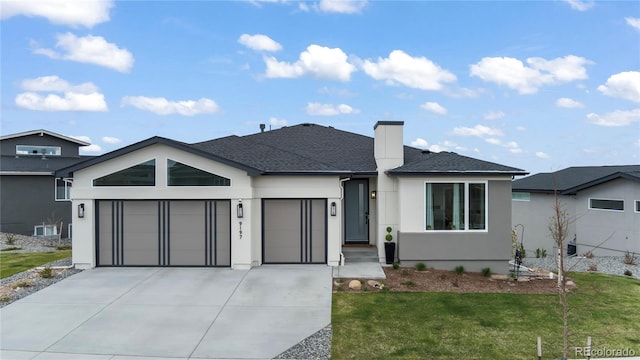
<box><xmin>0</xmin><ymin>129</ymin><xmax>91</xmax><ymax>146</ymax></box>
<box><xmin>387</xmin><ymin>170</ymin><xmax>528</xmax><ymax>176</ymax></box>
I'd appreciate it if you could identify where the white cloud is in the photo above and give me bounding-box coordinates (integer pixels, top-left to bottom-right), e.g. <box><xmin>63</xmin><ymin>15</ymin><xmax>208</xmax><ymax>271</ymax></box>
<box><xmin>626</xmin><ymin>17</ymin><xmax>640</xmax><ymax>31</ymax></box>
<box><xmin>69</xmin><ymin>135</ymin><xmax>92</xmax><ymax>143</ymax></box>
<box><xmin>536</xmin><ymin>151</ymin><xmax>550</xmax><ymax>159</ymax></box>
<box><xmin>15</xmin><ymin>76</ymin><xmax>108</xmax><ymax>112</ymax></box>
<box><xmin>362</xmin><ymin>50</ymin><xmax>456</xmax><ymax>91</ymax></box>
<box><xmin>20</xmin><ymin>75</ymin><xmax>98</xmax><ymax>94</ymax></box>
<box><xmin>16</xmin><ymin>92</ymin><xmax>108</xmax><ymax>112</ymax></box>
<box><xmin>587</xmin><ymin>109</ymin><xmax>640</xmax><ymax>127</ymax></box>
<box><xmin>485</xmin><ymin>138</ymin><xmax>522</xmax><ymax>154</ymax></box>
<box><xmin>32</xmin><ymin>33</ymin><xmax>134</xmax><ymax>72</ymax></box>
<box><xmin>317</xmin><ymin>0</ymin><xmax>367</xmax><ymax>14</ymax></box>
<box><xmin>264</xmin><ymin>44</ymin><xmax>355</xmax><ymax>81</ymax></box>
<box><xmin>238</xmin><ymin>34</ymin><xmax>282</xmax><ymax>52</ymax></box>
<box><xmin>483</xmin><ymin>111</ymin><xmax>505</xmax><ymax>120</ymax></box>
<box><xmin>269</xmin><ymin>117</ymin><xmax>287</xmax><ymax>126</ymax></box>
<box><xmin>410</xmin><ymin>138</ymin><xmax>446</xmax><ymax>152</ymax></box>
<box><xmin>420</xmin><ymin>102</ymin><xmax>447</xmax><ymax>115</ymax></box>
<box><xmin>305</xmin><ymin>102</ymin><xmax>360</xmax><ymax>116</ymax></box>
<box><xmin>81</xmin><ymin>144</ymin><xmax>102</xmax><ymax>153</ymax></box>
<box><xmin>102</xmin><ymin>136</ymin><xmax>121</xmax><ymax>144</ymax></box>
<box><xmin>562</xmin><ymin>0</ymin><xmax>594</xmax><ymax>11</ymax></box>
<box><xmin>516</xmin><ymin>126</ymin><xmax>526</xmax><ymax>131</ymax></box>
<box><xmin>0</xmin><ymin>0</ymin><xmax>113</xmax><ymax>28</ymax></box>
<box><xmin>556</xmin><ymin>97</ymin><xmax>584</xmax><ymax>108</ymax></box>
<box><xmin>470</xmin><ymin>55</ymin><xmax>591</xmax><ymax>94</ymax></box>
<box><xmin>597</xmin><ymin>71</ymin><xmax>640</xmax><ymax>103</ymax></box>
<box><xmin>452</xmin><ymin>124</ymin><xmax>503</xmax><ymax>137</ymax></box>
<box><xmin>121</xmin><ymin>96</ymin><xmax>220</xmax><ymax>116</ymax></box>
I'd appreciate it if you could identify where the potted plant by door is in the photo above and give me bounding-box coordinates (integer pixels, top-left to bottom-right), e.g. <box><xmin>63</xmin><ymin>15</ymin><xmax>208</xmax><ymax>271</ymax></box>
<box><xmin>384</xmin><ymin>226</ymin><xmax>395</xmax><ymax>264</ymax></box>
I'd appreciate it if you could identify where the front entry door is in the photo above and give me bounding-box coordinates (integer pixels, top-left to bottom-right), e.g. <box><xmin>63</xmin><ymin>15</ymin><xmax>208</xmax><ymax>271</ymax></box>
<box><xmin>344</xmin><ymin>179</ymin><xmax>369</xmax><ymax>244</ymax></box>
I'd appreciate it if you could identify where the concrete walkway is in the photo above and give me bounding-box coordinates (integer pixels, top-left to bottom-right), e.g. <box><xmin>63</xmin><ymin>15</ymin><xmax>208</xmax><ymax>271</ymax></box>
<box><xmin>0</xmin><ymin>266</ymin><xmax>332</xmax><ymax>360</ymax></box>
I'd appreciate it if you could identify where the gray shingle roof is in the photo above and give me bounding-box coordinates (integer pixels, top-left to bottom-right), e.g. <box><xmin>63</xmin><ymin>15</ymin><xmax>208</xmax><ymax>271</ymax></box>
<box><xmin>55</xmin><ymin>123</ymin><xmax>528</xmax><ymax>177</ymax></box>
<box><xmin>512</xmin><ymin>165</ymin><xmax>640</xmax><ymax>194</ymax></box>
<box><xmin>0</xmin><ymin>155</ymin><xmax>92</xmax><ymax>174</ymax></box>
<box><xmin>388</xmin><ymin>151</ymin><xmax>526</xmax><ymax>175</ymax></box>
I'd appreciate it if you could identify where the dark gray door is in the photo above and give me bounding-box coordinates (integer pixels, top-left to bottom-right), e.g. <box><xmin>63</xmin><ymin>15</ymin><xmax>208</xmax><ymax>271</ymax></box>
<box><xmin>262</xmin><ymin>199</ymin><xmax>327</xmax><ymax>264</ymax></box>
<box><xmin>96</xmin><ymin>200</ymin><xmax>230</xmax><ymax>267</ymax></box>
<box><xmin>344</xmin><ymin>179</ymin><xmax>369</xmax><ymax>244</ymax></box>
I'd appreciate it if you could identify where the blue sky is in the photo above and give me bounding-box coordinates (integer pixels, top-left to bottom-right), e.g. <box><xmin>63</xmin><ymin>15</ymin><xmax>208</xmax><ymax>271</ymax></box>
<box><xmin>1</xmin><ymin>0</ymin><xmax>639</xmax><ymax>175</ymax></box>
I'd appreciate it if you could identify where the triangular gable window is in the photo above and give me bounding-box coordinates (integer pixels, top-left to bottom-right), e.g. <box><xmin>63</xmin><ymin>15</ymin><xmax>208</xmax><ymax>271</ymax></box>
<box><xmin>93</xmin><ymin>160</ymin><xmax>156</xmax><ymax>186</ymax></box>
<box><xmin>167</xmin><ymin>159</ymin><xmax>230</xmax><ymax>186</ymax></box>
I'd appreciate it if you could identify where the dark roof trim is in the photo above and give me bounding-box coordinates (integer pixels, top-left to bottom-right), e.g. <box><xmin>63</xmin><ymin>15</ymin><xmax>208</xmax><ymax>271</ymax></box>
<box><xmin>0</xmin><ymin>129</ymin><xmax>90</xmax><ymax>146</ymax></box>
<box><xmin>387</xmin><ymin>170</ymin><xmax>528</xmax><ymax>176</ymax></box>
<box><xmin>561</xmin><ymin>171</ymin><xmax>640</xmax><ymax>195</ymax></box>
<box><xmin>374</xmin><ymin>121</ymin><xmax>404</xmax><ymax>129</ymax></box>
<box><xmin>260</xmin><ymin>170</ymin><xmax>355</xmax><ymax>176</ymax></box>
<box><xmin>55</xmin><ymin>136</ymin><xmax>262</xmax><ymax>178</ymax></box>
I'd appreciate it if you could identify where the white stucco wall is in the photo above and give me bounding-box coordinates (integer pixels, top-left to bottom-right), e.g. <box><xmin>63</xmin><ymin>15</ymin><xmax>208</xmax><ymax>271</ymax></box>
<box><xmin>70</xmin><ymin>144</ymin><xmax>344</xmax><ymax>268</ymax></box>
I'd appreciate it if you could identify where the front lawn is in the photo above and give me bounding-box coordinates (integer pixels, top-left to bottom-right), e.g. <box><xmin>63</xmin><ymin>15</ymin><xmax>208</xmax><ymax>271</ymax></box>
<box><xmin>0</xmin><ymin>251</ymin><xmax>71</xmax><ymax>279</ymax></box>
<box><xmin>332</xmin><ymin>272</ymin><xmax>640</xmax><ymax>359</ymax></box>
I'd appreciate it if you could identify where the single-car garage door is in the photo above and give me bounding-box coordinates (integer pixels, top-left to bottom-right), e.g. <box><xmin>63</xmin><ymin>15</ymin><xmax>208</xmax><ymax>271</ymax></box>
<box><xmin>262</xmin><ymin>199</ymin><xmax>327</xmax><ymax>264</ymax></box>
<box><xmin>96</xmin><ymin>200</ymin><xmax>230</xmax><ymax>267</ymax></box>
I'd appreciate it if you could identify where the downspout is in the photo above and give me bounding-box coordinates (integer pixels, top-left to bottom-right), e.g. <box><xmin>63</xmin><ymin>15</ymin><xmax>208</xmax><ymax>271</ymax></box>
<box><xmin>338</xmin><ymin>177</ymin><xmax>351</xmax><ymax>266</ymax></box>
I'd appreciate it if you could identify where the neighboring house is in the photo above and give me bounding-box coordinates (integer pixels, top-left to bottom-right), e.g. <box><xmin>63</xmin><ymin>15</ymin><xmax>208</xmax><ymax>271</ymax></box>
<box><xmin>0</xmin><ymin>129</ymin><xmax>91</xmax><ymax>238</ymax></box>
<box><xmin>57</xmin><ymin>122</ymin><xmax>526</xmax><ymax>271</ymax></box>
<box><xmin>512</xmin><ymin>165</ymin><xmax>640</xmax><ymax>257</ymax></box>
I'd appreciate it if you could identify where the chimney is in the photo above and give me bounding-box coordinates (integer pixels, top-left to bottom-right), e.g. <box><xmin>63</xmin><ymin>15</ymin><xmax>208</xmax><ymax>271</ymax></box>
<box><xmin>374</xmin><ymin>121</ymin><xmax>404</xmax><ymax>169</ymax></box>
<box><xmin>259</xmin><ymin>123</ymin><xmax>266</xmax><ymax>133</ymax></box>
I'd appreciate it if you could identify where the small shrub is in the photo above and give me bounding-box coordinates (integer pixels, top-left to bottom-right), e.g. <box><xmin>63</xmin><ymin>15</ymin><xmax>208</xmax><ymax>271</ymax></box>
<box><xmin>400</xmin><ymin>280</ymin><xmax>416</xmax><ymax>287</ymax></box>
<box><xmin>4</xmin><ymin>233</ymin><xmax>17</xmax><ymax>245</ymax></box>
<box><xmin>39</xmin><ymin>267</ymin><xmax>53</xmax><ymax>279</ymax></box>
<box><xmin>392</xmin><ymin>262</ymin><xmax>400</xmax><ymax>270</ymax></box>
<box><xmin>362</xmin><ymin>286</ymin><xmax>369</xmax><ymax>292</ymax></box>
<box><xmin>415</xmin><ymin>262</ymin><xmax>427</xmax><ymax>271</ymax></box>
<box><xmin>56</xmin><ymin>245</ymin><xmax>72</xmax><ymax>251</ymax></box>
<box><xmin>587</xmin><ymin>263</ymin><xmax>598</xmax><ymax>272</ymax></box>
<box><xmin>12</xmin><ymin>280</ymin><xmax>31</xmax><ymax>289</ymax></box>
<box><xmin>336</xmin><ymin>278</ymin><xmax>344</xmax><ymax>284</ymax></box>
<box><xmin>624</xmin><ymin>270</ymin><xmax>633</xmax><ymax>277</ymax></box>
<box><xmin>400</xmin><ymin>269</ymin><xmax>410</xmax><ymax>277</ymax></box>
<box><xmin>535</xmin><ymin>248</ymin><xmax>547</xmax><ymax>258</ymax></box>
<box><xmin>0</xmin><ymin>295</ymin><xmax>11</xmax><ymax>302</ymax></box>
<box><xmin>481</xmin><ymin>267</ymin><xmax>491</xmax><ymax>277</ymax></box>
<box><xmin>454</xmin><ymin>265</ymin><xmax>465</xmax><ymax>275</ymax></box>
<box><xmin>623</xmin><ymin>250</ymin><xmax>636</xmax><ymax>265</ymax></box>
<box><xmin>336</xmin><ymin>285</ymin><xmax>344</xmax><ymax>292</ymax></box>
<box><xmin>583</xmin><ymin>250</ymin><xmax>594</xmax><ymax>259</ymax></box>
<box><xmin>1</xmin><ymin>246</ymin><xmax>22</xmax><ymax>251</ymax></box>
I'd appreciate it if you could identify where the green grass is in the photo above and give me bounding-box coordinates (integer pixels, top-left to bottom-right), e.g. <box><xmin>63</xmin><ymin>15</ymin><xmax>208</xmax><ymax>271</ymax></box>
<box><xmin>332</xmin><ymin>272</ymin><xmax>640</xmax><ymax>359</ymax></box>
<box><xmin>0</xmin><ymin>251</ymin><xmax>71</xmax><ymax>279</ymax></box>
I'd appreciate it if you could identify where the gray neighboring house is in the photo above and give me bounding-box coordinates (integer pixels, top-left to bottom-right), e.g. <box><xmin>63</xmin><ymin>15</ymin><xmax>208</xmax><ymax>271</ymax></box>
<box><xmin>57</xmin><ymin>122</ymin><xmax>527</xmax><ymax>271</ymax></box>
<box><xmin>0</xmin><ymin>129</ymin><xmax>91</xmax><ymax>238</ymax></box>
<box><xmin>512</xmin><ymin>165</ymin><xmax>640</xmax><ymax>257</ymax></box>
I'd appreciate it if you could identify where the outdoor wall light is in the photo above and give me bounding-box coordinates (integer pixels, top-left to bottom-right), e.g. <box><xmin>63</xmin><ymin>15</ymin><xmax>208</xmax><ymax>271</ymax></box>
<box><xmin>330</xmin><ymin>202</ymin><xmax>337</xmax><ymax>216</ymax></box>
<box><xmin>78</xmin><ymin>203</ymin><xmax>85</xmax><ymax>218</ymax></box>
<box><xmin>237</xmin><ymin>201</ymin><xmax>244</xmax><ymax>218</ymax></box>
<box><xmin>370</xmin><ymin>191</ymin><xmax>377</xmax><ymax>199</ymax></box>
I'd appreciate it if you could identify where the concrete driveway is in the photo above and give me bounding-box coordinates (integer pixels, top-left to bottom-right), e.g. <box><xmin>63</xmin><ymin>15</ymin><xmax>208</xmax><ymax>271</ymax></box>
<box><xmin>0</xmin><ymin>265</ymin><xmax>332</xmax><ymax>360</ymax></box>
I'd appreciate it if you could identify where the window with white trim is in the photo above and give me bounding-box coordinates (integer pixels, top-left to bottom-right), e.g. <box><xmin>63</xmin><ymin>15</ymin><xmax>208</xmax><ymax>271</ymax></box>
<box><xmin>55</xmin><ymin>178</ymin><xmax>71</xmax><ymax>201</ymax></box>
<box><xmin>16</xmin><ymin>145</ymin><xmax>61</xmax><ymax>156</ymax></box>
<box><xmin>512</xmin><ymin>192</ymin><xmax>530</xmax><ymax>201</ymax></box>
<box><xmin>425</xmin><ymin>182</ymin><xmax>487</xmax><ymax>231</ymax></box>
<box><xmin>589</xmin><ymin>198</ymin><xmax>624</xmax><ymax>211</ymax></box>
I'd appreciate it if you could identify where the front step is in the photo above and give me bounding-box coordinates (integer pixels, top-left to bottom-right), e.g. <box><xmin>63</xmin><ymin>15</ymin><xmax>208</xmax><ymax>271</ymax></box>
<box><xmin>342</xmin><ymin>246</ymin><xmax>379</xmax><ymax>263</ymax></box>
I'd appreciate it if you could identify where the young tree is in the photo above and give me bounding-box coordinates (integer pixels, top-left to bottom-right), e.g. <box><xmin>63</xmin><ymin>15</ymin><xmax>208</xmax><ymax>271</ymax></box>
<box><xmin>548</xmin><ymin>190</ymin><xmax>570</xmax><ymax>358</ymax></box>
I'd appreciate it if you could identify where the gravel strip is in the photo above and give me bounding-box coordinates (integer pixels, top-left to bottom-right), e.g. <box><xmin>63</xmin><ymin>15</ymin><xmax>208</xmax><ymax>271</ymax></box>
<box><xmin>523</xmin><ymin>255</ymin><xmax>640</xmax><ymax>279</ymax></box>
<box><xmin>274</xmin><ymin>324</ymin><xmax>332</xmax><ymax>360</ymax></box>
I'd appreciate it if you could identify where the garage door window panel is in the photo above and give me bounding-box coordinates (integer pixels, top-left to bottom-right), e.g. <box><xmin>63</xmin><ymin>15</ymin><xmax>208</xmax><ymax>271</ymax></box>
<box><xmin>167</xmin><ymin>159</ymin><xmax>230</xmax><ymax>186</ymax></box>
<box><xmin>94</xmin><ymin>160</ymin><xmax>156</xmax><ymax>186</ymax></box>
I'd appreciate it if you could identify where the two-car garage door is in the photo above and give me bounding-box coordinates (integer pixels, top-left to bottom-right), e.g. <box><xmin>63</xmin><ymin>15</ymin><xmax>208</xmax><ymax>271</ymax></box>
<box><xmin>96</xmin><ymin>200</ymin><xmax>230</xmax><ymax>267</ymax></box>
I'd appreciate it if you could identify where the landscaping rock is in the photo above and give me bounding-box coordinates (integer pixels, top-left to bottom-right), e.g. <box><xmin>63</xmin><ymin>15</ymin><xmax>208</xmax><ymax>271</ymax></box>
<box><xmin>348</xmin><ymin>280</ymin><xmax>362</xmax><ymax>290</ymax></box>
<box><xmin>367</xmin><ymin>280</ymin><xmax>383</xmax><ymax>289</ymax></box>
